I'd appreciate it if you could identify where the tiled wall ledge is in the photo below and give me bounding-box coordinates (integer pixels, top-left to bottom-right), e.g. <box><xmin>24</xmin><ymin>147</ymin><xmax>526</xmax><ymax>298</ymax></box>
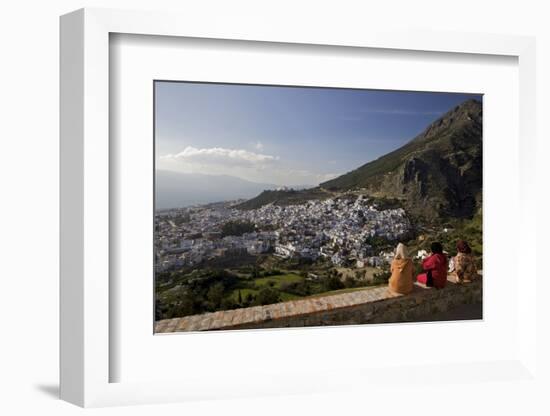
<box><xmin>155</xmin><ymin>277</ymin><xmax>482</xmax><ymax>333</ymax></box>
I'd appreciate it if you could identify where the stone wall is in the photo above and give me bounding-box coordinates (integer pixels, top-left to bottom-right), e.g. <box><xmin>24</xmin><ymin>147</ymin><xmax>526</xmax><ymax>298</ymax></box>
<box><xmin>155</xmin><ymin>278</ymin><xmax>482</xmax><ymax>333</ymax></box>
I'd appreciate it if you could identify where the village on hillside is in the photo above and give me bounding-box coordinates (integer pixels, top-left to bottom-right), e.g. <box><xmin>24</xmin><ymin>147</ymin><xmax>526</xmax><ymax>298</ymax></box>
<box><xmin>155</xmin><ymin>195</ymin><xmax>412</xmax><ymax>274</ymax></box>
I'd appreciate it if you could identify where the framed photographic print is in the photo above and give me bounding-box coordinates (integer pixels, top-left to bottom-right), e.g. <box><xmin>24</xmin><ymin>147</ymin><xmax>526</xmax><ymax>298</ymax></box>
<box><xmin>60</xmin><ymin>8</ymin><xmax>538</xmax><ymax>408</ymax></box>
<box><xmin>153</xmin><ymin>82</ymin><xmax>484</xmax><ymax>334</ymax></box>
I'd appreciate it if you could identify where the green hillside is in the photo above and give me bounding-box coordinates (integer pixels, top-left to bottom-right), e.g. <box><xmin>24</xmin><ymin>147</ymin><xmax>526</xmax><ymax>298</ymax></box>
<box><xmin>321</xmin><ymin>99</ymin><xmax>482</xmax><ymax>220</ymax></box>
<box><xmin>238</xmin><ymin>99</ymin><xmax>482</xmax><ymax>222</ymax></box>
<box><xmin>236</xmin><ymin>187</ymin><xmax>331</xmax><ymax>210</ymax></box>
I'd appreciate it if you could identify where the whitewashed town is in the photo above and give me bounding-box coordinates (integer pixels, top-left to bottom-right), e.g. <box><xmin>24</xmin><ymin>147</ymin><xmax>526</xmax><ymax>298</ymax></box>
<box><xmin>155</xmin><ymin>195</ymin><xmax>412</xmax><ymax>273</ymax></box>
<box><xmin>153</xmin><ymin>84</ymin><xmax>483</xmax><ymax>324</ymax></box>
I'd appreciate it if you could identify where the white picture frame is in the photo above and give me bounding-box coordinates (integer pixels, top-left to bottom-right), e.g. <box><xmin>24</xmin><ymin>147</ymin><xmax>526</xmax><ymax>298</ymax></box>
<box><xmin>60</xmin><ymin>7</ymin><xmax>538</xmax><ymax>408</ymax></box>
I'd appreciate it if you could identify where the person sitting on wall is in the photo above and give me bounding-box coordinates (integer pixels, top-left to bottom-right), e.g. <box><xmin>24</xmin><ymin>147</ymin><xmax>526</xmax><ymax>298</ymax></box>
<box><xmin>452</xmin><ymin>240</ymin><xmax>478</xmax><ymax>283</ymax></box>
<box><xmin>388</xmin><ymin>243</ymin><xmax>414</xmax><ymax>295</ymax></box>
<box><xmin>416</xmin><ymin>242</ymin><xmax>448</xmax><ymax>289</ymax></box>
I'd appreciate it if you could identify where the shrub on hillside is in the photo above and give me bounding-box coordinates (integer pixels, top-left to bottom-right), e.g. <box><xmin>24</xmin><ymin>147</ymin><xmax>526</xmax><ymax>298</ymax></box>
<box><xmin>253</xmin><ymin>287</ymin><xmax>281</xmax><ymax>306</ymax></box>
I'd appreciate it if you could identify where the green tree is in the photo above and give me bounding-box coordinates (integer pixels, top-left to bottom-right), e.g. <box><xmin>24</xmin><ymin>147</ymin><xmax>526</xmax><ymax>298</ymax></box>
<box><xmin>372</xmin><ymin>269</ymin><xmax>391</xmax><ymax>285</ymax></box>
<box><xmin>253</xmin><ymin>287</ymin><xmax>281</xmax><ymax>306</ymax></box>
<box><xmin>220</xmin><ymin>297</ymin><xmax>237</xmax><ymax>310</ymax></box>
<box><xmin>221</xmin><ymin>220</ymin><xmax>255</xmax><ymax>237</ymax></box>
<box><xmin>206</xmin><ymin>282</ymin><xmax>225</xmax><ymax>308</ymax></box>
<box><xmin>280</xmin><ymin>279</ymin><xmax>311</xmax><ymax>296</ymax></box>
<box><xmin>321</xmin><ymin>275</ymin><xmax>345</xmax><ymax>291</ymax></box>
<box><xmin>251</xmin><ymin>265</ymin><xmax>260</xmax><ymax>279</ymax></box>
<box><xmin>244</xmin><ymin>293</ymin><xmax>254</xmax><ymax>307</ymax></box>
<box><xmin>344</xmin><ymin>276</ymin><xmax>358</xmax><ymax>288</ymax></box>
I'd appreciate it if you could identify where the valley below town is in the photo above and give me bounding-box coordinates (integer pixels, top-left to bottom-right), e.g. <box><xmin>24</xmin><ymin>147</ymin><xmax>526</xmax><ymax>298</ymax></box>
<box><xmin>156</xmin><ymin>193</ymin><xmax>427</xmax><ymax>320</ymax></box>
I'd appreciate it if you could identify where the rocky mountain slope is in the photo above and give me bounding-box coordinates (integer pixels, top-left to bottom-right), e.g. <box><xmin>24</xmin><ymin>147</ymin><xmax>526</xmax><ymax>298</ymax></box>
<box><xmin>321</xmin><ymin>99</ymin><xmax>482</xmax><ymax>220</ymax></box>
<box><xmin>239</xmin><ymin>99</ymin><xmax>482</xmax><ymax>221</ymax></box>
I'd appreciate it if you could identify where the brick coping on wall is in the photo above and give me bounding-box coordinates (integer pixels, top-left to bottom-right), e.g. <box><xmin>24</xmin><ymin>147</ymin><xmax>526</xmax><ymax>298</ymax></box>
<box><xmin>155</xmin><ymin>276</ymin><xmax>482</xmax><ymax>333</ymax></box>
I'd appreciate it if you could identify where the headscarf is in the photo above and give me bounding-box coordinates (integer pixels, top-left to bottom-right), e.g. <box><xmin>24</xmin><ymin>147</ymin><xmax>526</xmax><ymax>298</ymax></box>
<box><xmin>394</xmin><ymin>243</ymin><xmax>409</xmax><ymax>260</ymax></box>
<box><xmin>456</xmin><ymin>240</ymin><xmax>472</xmax><ymax>254</ymax></box>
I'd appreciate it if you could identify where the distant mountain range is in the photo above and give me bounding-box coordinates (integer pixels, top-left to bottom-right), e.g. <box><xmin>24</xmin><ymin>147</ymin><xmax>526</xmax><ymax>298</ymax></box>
<box><xmin>239</xmin><ymin>99</ymin><xmax>483</xmax><ymax>221</ymax></box>
<box><xmin>155</xmin><ymin>171</ymin><xmax>276</xmax><ymax>209</ymax></box>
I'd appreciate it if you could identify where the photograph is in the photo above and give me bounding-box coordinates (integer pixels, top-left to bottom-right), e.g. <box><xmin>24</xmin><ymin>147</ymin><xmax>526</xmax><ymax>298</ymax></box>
<box><xmin>153</xmin><ymin>81</ymin><xmax>483</xmax><ymax>332</ymax></box>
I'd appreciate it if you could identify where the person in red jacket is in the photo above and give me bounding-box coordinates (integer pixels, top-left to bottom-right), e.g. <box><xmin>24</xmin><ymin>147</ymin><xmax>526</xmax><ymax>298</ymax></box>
<box><xmin>417</xmin><ymin>242</ymin><xmax>448</xmax><ymax>289</ymax></box>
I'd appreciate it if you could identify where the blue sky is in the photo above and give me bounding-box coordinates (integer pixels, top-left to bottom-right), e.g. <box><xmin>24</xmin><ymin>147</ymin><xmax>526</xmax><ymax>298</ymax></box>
<box><xmin>156</xmin><ymin>81</ymin><xmax>482</xmax><ymax>186</ymax></box>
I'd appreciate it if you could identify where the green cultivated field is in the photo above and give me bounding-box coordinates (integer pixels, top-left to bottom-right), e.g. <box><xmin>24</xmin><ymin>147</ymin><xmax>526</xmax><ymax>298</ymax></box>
<box><xmin>230</xmin><ymin>272</ymin><xmax>375</xmax><ymax>304</ymax></box>
<box><xmin>156</xmin><ymin>265</ymin><xmax>385</xmax><ymax>320</ymax></box>
<box><xmin>253</xmin><ymin>273</ymin><xmax>303</xmax><ymax>288</ymax></box>
<box><xmin>231</xmin><ymin>273</ymin><xmax>305</xmax><ymax>303</ymax></box>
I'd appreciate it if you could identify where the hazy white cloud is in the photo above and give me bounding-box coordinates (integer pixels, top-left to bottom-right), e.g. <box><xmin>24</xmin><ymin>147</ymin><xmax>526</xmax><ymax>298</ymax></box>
<box><xmin>251</xmin><ymin>141</ymin><xmax>264</xmax><ymax>151</ymax></box>
<box><xmin>161</xmin><ymin>146</ymin><xmax>278</xmax><ymax>167</ymax></box>
<box><xmin>316</xmin><ymin>172</ymin><xmax>340</xmax><ymax>182</ymax></box>
<box><xmin>287</xmin><ymin>169</ymin><xmax>341</xmax><ymax>185</ymax></box>
<box><xmin>159</xmin><ymin>146</ymin><xmax>339</xmax><ymax>187</ymax></box>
